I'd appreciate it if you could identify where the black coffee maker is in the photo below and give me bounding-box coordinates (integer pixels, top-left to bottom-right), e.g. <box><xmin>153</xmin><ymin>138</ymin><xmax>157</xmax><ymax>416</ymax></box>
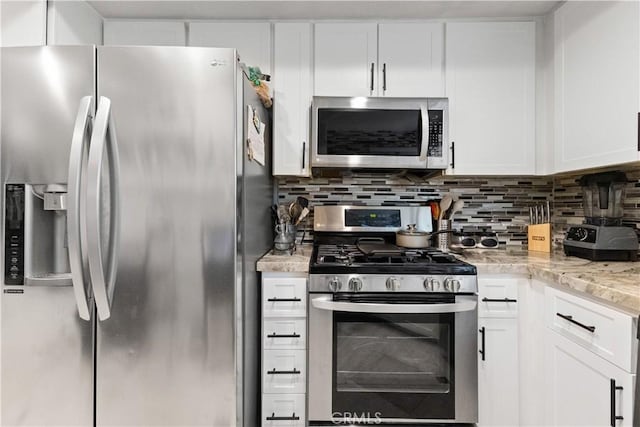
<box><xmin>563</xmin><ymin>171</ymin><xmax>638</xmax><ymax>261</ymax></box>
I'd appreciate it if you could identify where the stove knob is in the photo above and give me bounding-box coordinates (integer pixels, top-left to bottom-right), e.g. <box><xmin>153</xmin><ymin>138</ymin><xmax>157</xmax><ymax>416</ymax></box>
<box><xmin>423</xmin><ymin>278</ymin><xmax>437</xmax><ymax>292</ymax></box>
<box><xmin>328</xmin><ymin>277</ymin><xmax>342</xmax><ymax>292</ymax></box>
<box><xmin>386</xmin><ymin>277</ymin><xmax>400</xmax><ymax>291</ymax></box>
<box><xmin>443</xmin><ymin>277</ymin><xmax>454</xmax><ymax>292</ymax></box>
<box><xmin>443</xmin><ymin>278</ymin><xmax>461</xmax><ymax>292</ymax></box>
<box><xmin>349</xmin><ymin>277</ymin><xmax>363</xmax><ymax>292</ymax></box>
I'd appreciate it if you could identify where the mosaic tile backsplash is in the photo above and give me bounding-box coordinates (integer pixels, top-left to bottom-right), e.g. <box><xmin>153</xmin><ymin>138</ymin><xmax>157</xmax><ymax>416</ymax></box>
<box><xmin>277</xmin><ymin>163</ymin><xmax>640</xmax><ymax>250</ymax></box>
<box><xmin>277</xmin><ymin>172</ymin><xmax>553</xmax><ymax>247</ymax></box>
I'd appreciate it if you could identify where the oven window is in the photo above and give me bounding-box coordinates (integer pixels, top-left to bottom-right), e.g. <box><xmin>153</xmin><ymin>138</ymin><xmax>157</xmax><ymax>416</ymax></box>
<box><xmin>332</xmin><ymin>303</ymin><xmax>455</xmax><ymax>420</ymax></box>
<box><xmin>317</xmin><ymin>109</ymin><xmax>422</xmax><ymax>156</ymax></box>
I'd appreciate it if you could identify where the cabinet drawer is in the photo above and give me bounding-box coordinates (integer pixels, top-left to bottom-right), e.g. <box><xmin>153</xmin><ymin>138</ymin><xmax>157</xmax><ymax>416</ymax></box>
<box><xmin>545</xmin><ymin>286</ymin><xmax>637</xmax><ymax>372</ymax></box>
<box><xmin>264</xmin><ymin>318</ymin><xmax>306</xmax><ymax>350</ymax></box>
<box><xmin>263</xmin><ymin>277</ymin><xmax>307</xmax><ymax>318</ymax></box>
<box><xmin>478</xmin><ymin>277</ymin><xmax>522</xmax><ymax>318</ymax></box>
<box><xmin>262</xmin><ymin>394</ymin><xmax>305</xmax><ymax>427</ymax></box>
<box><xmin>263</xmin><ymin>350</ymin><xmax>306</xmax><ymax>394</ymax></box>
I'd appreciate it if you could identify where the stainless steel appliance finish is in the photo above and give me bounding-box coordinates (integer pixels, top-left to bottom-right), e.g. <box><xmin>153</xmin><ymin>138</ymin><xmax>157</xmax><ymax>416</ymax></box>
<box><xmin>1</xmin><ymin>46</ymin><xmax>95</xmax><ymax>426</ymax></box>
<box><xmin>309</xmin><ymin>273</ymin><xmax>477</xmax><ymax>294</ymax></box>
<box><xmin>311</xmin><ymin>96</ymin><xmax>449</xmax><ymax>170</ymax></box>
<box><xmin>1</xmin><ymin>45</ymin><xmax>272</xmax><ymax>426</ymax></box>
<box><xmin>308</xmin><ymin>293</ymin><xmax>478</xmax><ymax>424</ymax></box>
<box><xmin>307</xmin><ymin>205</ymin><xmax>478</xmax><ymax>425</ymax></box>
<box><xmin>314</xmin><ymin>205</ymin><xmax>432</xmax><ymax>233</ymax></box>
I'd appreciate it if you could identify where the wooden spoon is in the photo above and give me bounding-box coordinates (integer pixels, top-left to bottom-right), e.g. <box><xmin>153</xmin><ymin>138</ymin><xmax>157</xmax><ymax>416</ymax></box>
<box><xmin>439</xmin><ymin>195</ymin><xmax>453</xmax><ymax>220</ymax></box>
<box><xmin>448</xmin><ymin>199</ymin><xmax>465</xmax><ymax>219</ymax></box>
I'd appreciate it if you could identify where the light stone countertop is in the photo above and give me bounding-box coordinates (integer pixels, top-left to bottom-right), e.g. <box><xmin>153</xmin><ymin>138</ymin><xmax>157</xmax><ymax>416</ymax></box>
<box><xmin>255</xmin><ymin>245</ymin><xmax>640</xmax><ymax>314</ymax></box>
<box><xmin>455</xmin><ymin>249</ymin><xmax>640</xmax><ymax>314</ymax></box>
<box><xmin>256</xmin><ymin>244</ymin><xmax>314</xmax><ymax>273</ymax></box>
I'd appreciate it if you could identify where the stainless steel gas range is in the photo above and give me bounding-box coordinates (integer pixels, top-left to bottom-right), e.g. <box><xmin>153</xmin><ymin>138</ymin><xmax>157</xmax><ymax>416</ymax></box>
<box><xmin>308</xmin><ymin>205</ymin><xmax>478</xmax><ymax>425</ymax></box>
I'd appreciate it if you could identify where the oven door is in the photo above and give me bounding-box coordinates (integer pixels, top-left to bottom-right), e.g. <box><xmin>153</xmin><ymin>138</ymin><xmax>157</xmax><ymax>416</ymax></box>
<box><xmin>308</xmin><ymin>293</ymin><xmax>478</xmax><ymax>424</ymax></box>
<box><xmin>311</xmin><ymin>97</ymin><xmax>435</xmax><ymax>169</ymax></box>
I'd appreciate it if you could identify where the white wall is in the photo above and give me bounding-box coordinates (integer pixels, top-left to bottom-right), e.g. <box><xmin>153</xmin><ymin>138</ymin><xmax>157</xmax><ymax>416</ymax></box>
<box><xmin>0</xmin><ymin>0</ymin><xmax>102</xmax><ymax>47</ymax></box>
<box><xmin>47</xmin><ymin>0</ymin><xmax>103</xmax><ymax>45</ymax></box>
<box><xmin>0</xmin><ymin>0</ymin><xmax>46</xmax><ymax>47</ymax></box>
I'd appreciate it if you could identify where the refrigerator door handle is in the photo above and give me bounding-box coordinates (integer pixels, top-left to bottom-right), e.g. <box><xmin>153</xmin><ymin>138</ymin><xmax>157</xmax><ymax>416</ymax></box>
<box><xmin>67</xmin><ymin>96</ymin><xmax>94</xmax><ymax>321</ymax></box>
<box><xmin>87</xmin><ymin>96</ymin><xmax>121</xmax><ymax>321</ymax></box>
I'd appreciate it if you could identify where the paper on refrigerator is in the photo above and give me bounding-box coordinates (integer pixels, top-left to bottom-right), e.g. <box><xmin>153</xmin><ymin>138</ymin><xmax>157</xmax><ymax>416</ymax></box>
<box><xmin>247</xmin><ymin>105</ymin><xmax>265</xmax><ymax>166</ymax></box>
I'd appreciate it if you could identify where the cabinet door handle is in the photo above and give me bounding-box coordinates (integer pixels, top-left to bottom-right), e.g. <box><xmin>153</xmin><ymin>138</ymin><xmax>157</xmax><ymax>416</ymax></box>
<box><xmin>382</xmin><ymin>63</ymin><xmax>387</xmax><ymax>92</ymax></box>
<box><xmin>370</xmin><ymin>62</ymin><xmax>374</xmax><ymax>92</ymax></box>
<box><xmin>479</xmin><ymin>326</ymin><xmax>486</xmax><ymax>361</ymax></box>
<box><xmin>610</xmin><ymin>379</ymin><xmax>624</xmax><ymax>426</ymax></box>
<box><xmin>482</xmin><ymin>297</ymin><xmax>517</xmax><ymax>303</ymax></box>
<box><xmin>266</xmin><ymin>413</ymin><xmax>300</xmax><ymax>421</ymax></box>
<box><xmin>301</xmin><ymin>141</ymin><xmax>306</xmax><ymax>170</ymax></box>
<box><xmin>556</xmin><ymin>312</ymin><xmax>596</xmax><ymax>333</ymax></box>
<box><xmin>450</xmin><ymin>141</ymin><xmax>455</xmax><ymax>169</ymax></box>
<box><xmin>267</xmin><ymin>368</ymin><xmax>301</xmax><ymax>375</ymax></box>
<box><xmin>267</xmin><ymin>297</ymin><xmax>301</xmax><ymax>302</ymax></box>
<box><xmin>267</xmin><ymin>332</ymin><xmax>301</xmax><ymax>338</ymax></box>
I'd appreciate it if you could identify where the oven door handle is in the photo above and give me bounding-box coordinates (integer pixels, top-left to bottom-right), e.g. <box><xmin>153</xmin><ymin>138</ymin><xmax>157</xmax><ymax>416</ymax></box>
<box><xmin>311</xmin><ymin>296</ymin><xmax>477</xmax><ymax>314</ymax></box>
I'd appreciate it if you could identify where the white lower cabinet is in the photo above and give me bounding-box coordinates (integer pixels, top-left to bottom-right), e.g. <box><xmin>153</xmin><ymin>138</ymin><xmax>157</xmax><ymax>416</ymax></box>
<box><xmin>546</xmin><ymin>329</ymin><xmax>635</xmax><ymax>427</ymax></box>
<box><xmin>262</xmin><ymin>394</ymin><xmax>305</xmax><ymax>427</ymax></box>
<box><xmin>478</xmin><ymin>318</ymin><xmax>519</xmax><ymax>426</ymax></box>
<box><xmin>261</xmin><ymin>273</ymin><xmax>307</xmax><ymax>427</ymax></box>
<box><xmin>478</xmin><ymin>276</ymin><xmax>520</xmax><ymax>427</ymax></box>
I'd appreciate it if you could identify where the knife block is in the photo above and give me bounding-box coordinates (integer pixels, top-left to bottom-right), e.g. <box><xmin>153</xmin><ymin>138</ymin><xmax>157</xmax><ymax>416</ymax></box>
<box><xmin>528</xmin><ymin>223</ymin><xmax>551</xmax><ymax>253</ymax></box>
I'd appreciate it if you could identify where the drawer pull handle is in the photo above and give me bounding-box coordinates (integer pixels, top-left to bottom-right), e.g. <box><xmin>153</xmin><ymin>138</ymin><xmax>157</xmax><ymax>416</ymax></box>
<box><xmin>267</xmin><ymin>297</ymin><xmax>301</xmax><ymax>302</ymax></box>
<box><xmin>556</xmin><ymin>312</ymin><xmax>596</xmax><ymax>333</ymax></box>
<box><xmin>479</xmin><ymin>327</ymin><xmax>486</xmax><ymax>361</ymax></box>
<box><xmin>266</xmin><ymin>412</ymin><xmax>300</xmax><ymax>421</ymax></box>
<box><xmin>267</xmin><ymin>368</ymin><xmax>300</xmax><ymax>375</ymax></box>
<box><xmin>482</xmin><ymin>297</ymin><xmax>517</xmax><ymax>303</ymax></box>
<box><xmin>610</xmin><ymin>379</ymin><xmax>624</xmax><ymax>426</ymax></box>
<box><xmin>267</xmin><ymin>332</ymin><xmax>301</xmax><ymax>338</ymax></box>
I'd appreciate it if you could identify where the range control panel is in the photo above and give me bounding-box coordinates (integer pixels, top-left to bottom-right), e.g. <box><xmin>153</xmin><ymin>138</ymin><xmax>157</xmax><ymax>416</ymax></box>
<box><xmin>427</xmin><ymin>109</ymin><xmax>443</xmax><ymax>157</ymax></box>
<box><xmin>5</xmin><ymin>184</ymin><xmax>25</xmax><ymax>285</ymax></box>
<box><xmin>566</xmin><ymin>226</ymin><xmax>597</xmax><ymax>244</ymax></box>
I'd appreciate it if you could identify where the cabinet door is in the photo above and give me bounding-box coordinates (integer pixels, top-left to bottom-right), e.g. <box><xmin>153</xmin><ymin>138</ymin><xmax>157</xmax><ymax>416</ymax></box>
<box><xmin>478</xmin><ymin>318</ymin><xmax>519</xmax><ymax>426</ymax></box>
<box><xmin>554</xmin><ymin>1</ymin><xmax>640</xmax><ymax>172</ymax></box>
<box><xmin>546</xmin><ymin>330</ymin><xmax>635</xmax><ymax>427</ymax></box>
<box><xmin>445</xmin><ymin>22</ymin><xmax>535</xmax><ymax>175</ymax></box>
<box><xmin>188</xmin><ymin>22</ymin><xmax>272</xmax><ymax>74</ymax></box>
<box><xmin>314</xmin><ymin>23</ymin><xmax>377</xmax><ymax>96</ymax></box>
<box><xmin>273</xmin><ymin>23</ymin><xmax>312</xmax><ymax>176</ymax></box>
<box><xmin>378</xmin><ymin>23</ymin><xmax>444</xmax><ymax>97</ymax></box>
<box><xmin>104</xmin><ymin>20</ymin><xmax>185</xmax><ymax>46</ymax></box>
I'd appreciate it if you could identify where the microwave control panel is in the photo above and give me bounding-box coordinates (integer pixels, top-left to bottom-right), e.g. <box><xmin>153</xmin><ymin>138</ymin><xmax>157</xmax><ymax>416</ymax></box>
<box><xmin>427</xmin><ymin>110</ymin><xmax>443</xmax><ymax>157</ymax></box>
<box><xmin>4</xmin><ymin>184</ymin><xmax>25</xmax><ymax>285</ymax></box>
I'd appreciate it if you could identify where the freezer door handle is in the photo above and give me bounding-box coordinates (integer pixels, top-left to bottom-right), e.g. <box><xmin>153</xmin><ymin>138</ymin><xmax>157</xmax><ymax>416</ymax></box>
<box><xmin>87</xmin><ymin>97</ymin><xmax>121</xmax><ymax>321</ymax></box>
<box><xmin>67</xmin><ymin>96</ymin><xmax>94</xmax><ymax>321</ymax></box>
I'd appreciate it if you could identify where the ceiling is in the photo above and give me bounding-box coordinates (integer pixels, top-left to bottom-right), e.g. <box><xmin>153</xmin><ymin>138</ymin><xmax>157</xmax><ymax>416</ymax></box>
<box><xmin>88</xmin><ymin>0</ymin><xmax>563</xmax><ymax>20</ymax></box>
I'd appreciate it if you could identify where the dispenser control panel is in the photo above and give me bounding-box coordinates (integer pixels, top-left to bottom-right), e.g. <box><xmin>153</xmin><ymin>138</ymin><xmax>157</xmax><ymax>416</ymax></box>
<box><xmin>5</xmin><ymin>184</ymin><xmax>25</xmax><ymax>285</ymax></box>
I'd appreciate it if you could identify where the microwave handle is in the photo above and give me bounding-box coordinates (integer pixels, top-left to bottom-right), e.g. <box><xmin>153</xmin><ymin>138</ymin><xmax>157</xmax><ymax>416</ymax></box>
<box><xmin>419</xmin><ymin>106</ymin><xmax>429</xmax><ymax>161</ymax></box>
<box><xmin>311</xmin><ymin>295</ymin><xmax>477</xmax><ymax>314</ymax></box>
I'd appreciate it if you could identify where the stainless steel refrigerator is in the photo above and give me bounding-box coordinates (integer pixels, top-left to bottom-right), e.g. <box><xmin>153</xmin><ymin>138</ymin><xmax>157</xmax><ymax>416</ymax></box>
<box><xmin>1</xmin><ymin>45</ymin><xmax>272</xmax><ymax>426</ymax></box>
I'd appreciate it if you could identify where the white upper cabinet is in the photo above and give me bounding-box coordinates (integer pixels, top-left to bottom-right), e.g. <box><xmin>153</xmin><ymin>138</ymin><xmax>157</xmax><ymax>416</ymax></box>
<box><xmin>446</xmin><ymin>22</ymin><xmax>536</xmax><ymax>175</ymax></box>
<box><xmin>554</xmin><ymin>1</ymin><xmax>640</xmax><ymax>173</ymax></box>
<box><xmin>378</xmin><ymin>23</ymin><xmax>444</xmax><ymax>97</ymax></box>
<box><xmin>104</xmin><ymin>21</ymin><xmax>186</xmax><ymax>46</ymax></box>
<box><xmin>314</xmin><ymin>23</ymin><xmax>378</xmax><ymax>97</ymax></box>
<box><xmin>272</xmin><ymin>23</ymin><xmax>312</xmax><ymax>176</ymax></box>
<box><xmin>188</xmin><ymin>22</ymin><xmax>272</xmax><ymax>74</ymax></box>
<box><xmin>314</xmin><ymin>22</ymin><xmax>444</xmax><ymax>97</ymax></box>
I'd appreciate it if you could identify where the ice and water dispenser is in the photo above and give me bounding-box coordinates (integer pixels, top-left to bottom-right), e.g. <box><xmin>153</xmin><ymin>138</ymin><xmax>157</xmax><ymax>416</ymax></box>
<box><xmin>4</xmin><ymin>183</ymin><xmax>73</xmax><ymax>286</ymax></box>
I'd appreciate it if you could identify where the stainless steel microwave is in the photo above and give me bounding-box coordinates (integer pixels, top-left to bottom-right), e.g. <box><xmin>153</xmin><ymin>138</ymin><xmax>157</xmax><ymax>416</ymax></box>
<box><xmin>311</xmin><ymin>96</ymin><xmax>449</xmax><ymax>169</ymax></box>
